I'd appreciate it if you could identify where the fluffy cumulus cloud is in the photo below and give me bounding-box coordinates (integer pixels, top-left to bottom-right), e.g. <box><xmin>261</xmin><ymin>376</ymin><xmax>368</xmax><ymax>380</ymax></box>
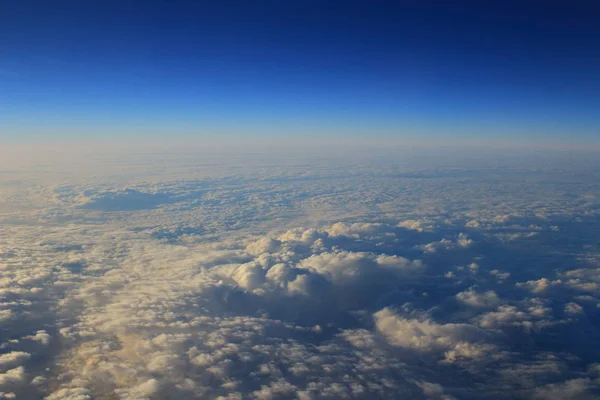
<box><xmin>1</xmin><ymin>147</ymin><xmax>600</xmax><ymax>399</ymax></box>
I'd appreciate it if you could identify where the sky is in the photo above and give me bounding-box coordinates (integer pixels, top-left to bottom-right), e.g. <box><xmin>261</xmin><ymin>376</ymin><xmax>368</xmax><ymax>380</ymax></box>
<box><xmin>1</xmin><ymin>0</ymin><xmax>600</xmax><ymax>145</ymax></box>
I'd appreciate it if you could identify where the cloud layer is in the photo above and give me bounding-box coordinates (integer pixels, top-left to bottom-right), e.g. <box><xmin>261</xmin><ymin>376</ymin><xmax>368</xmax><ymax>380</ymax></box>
<box><xmin>0</xmin><ymin>148</ymin><xmax>599</xmax><ymax>399</ymax></box>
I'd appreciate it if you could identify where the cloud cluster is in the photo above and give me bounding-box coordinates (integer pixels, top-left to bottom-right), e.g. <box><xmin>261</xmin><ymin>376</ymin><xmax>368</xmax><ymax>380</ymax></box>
<box><xmin>0</xmin><ymin>148</ymin><xmax>599</xmax><ymax>399</ymax></box>
<box><xmin>9</xmin><ymin>220</ymin><xmax>595</xmax><ymax>399</ymax></box>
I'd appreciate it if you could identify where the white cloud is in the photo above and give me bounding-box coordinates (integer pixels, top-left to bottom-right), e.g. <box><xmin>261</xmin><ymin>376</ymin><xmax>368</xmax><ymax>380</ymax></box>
<box><xmin>45</xmin><ymin>388</ymin><xmax>91</xmax><ymax>400</ymax></box>
<box><xmin>0</xmin><ymin>353</ymin><xmax>30</xmax><ymax>370</ymax></box>
<box><xmin>455</xmin><ymin>288</ymin><xmax>500</xmax><ymax>309</ymax></box>
<box><xmin>0</xmin><ymin>367</ymin><xmax>26</xmax><ymax>386</ymax></box>
<box><xmin>421</xmin><ymin>233</ymin><xmax>473</xmax><ymax>253</ymax></box>
<box><xmin>374</xmin><ymin>308</ymin><xmax>495</xmax><ymax>363</ymax></box>
<box><xmin>477</xmin><ymin>305</ymin><xmax>533</xmax><ymax>329</ymax></box>
<box><xmin>397</xmin><ymin>219</ymin><xmax>428</xmax><ymax>232</ymax></box>
<box><xmin>517</xmin><ymin>278</ymin><xmax>562</xmax><ymax>294</ymax></box>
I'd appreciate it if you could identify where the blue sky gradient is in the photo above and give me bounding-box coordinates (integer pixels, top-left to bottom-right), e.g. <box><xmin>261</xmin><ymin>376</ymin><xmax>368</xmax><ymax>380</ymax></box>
<box><xmin>2</xmin><ymin>0</ymin><xmax>599</xmax><ymax>144</ymax></box>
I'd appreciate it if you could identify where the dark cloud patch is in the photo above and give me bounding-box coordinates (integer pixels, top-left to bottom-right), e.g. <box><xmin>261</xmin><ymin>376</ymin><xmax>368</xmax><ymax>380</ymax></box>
<box><xmin>78</xmin><ymin>188</ymin><xmax>172</xmax><ymax>211</ymax></box>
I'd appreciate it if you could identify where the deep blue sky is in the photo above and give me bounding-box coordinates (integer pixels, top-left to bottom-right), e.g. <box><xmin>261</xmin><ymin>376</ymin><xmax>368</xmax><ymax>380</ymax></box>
<box><xmin>1</xmin><ymin>0</ymin><xmax>600</xmax><ymax>144</ymax></box>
